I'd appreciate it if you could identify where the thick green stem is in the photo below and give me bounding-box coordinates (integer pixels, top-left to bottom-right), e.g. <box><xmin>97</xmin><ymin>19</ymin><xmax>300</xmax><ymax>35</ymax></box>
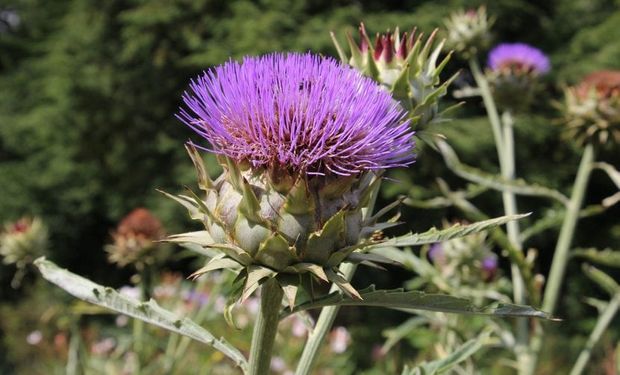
<box><xmin>527</xmin><ymin>143</ymin><xmax>595</xmax><ymax>375</ymax></box>
<box><xmin>570</xmin><ymin>293</ymin><xmax>620</xmax><ymax>375</ymax></box>
<box><xmin>295</xmin><ymin>262</ymin><xmax>356</xmax><ymax>375</ymax></box>
<box><xmin>248</xmin><ymin>277</ymin><xmax>284</xmax><ymax>375</ymax></box>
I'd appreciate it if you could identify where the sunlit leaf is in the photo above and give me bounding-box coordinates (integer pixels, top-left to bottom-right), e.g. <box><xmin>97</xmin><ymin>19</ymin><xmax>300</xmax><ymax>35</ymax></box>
<box><xmin>34</xmin><ymin>258</ymin><xmax>248</xmax><ymax>371</ymax></box>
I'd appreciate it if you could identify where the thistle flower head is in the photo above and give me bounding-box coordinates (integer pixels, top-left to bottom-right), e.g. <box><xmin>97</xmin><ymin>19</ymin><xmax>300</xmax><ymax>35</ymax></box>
<box><xmin>178</xmin><ymin>53</ymin><xmax>414</xmax><ymax>178</ymax></box>
<box><xmin>487</xmin><ymin>43</ymin><xmax>550</xmax><ymax>76</ymax></box>
<box><xmin>486</xmin><ymin>43</ymin><xmax>550</xmax><ymax>111</ymax></box>
<box><xmin>559</xmin><ymin>70</ymin><xmax>620</xmax><ymax>146</ymax></box>
<box><xmin>171</xmin><ymin>53</ymin><xmax>415</xmax><ymax>305</ymax></box>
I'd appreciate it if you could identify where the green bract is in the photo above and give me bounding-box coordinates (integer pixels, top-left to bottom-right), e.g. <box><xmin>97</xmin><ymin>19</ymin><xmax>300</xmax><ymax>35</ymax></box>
<box><xmin>165</xmin><ymin>146</ymin><xmax>399</xmax><ymax>307</ymax></box>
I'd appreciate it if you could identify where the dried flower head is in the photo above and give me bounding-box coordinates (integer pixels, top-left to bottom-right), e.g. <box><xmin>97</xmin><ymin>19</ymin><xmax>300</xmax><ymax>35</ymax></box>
<box><xmin>106</xmin><ymin>208</ymin><xmax>165</xmax><ymax>268</ymax></box>
<box><xmin>560</xmin><ymin>70</ymin><xmax>620</xmax><ymax>145</ymax></box>
<box><xmin>178</xmin><ymin>53</ymin><xmax>414</xmax><ymax>178</ymax></box>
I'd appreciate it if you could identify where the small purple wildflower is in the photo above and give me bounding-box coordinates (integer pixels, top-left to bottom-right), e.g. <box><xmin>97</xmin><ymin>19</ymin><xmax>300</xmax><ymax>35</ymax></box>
<box><xmin>481</xmin><ymin>254</ymin><xmax>498</xmax><ymax>281</ymax></box>
<box><xmin>487</xmin><ymin>43</ymin><xmax>550</xmax><ymax>75</ymax></box>
<box><xmin>428</xmin><ymin>243</ymin><xmax>445</xmax><ymax>265</ymax></box>
<box><xmin>178</xmin><ymin>53</ymin><xmax>415</xmax><ymax>177</ymax></box>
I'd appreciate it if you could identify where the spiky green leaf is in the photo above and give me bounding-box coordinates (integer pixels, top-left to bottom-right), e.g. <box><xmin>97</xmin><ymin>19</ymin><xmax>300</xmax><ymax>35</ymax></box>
<box><xmin>281</xmin><ymin>285</ymin><xmax>554</xmax><ymax>320</ymax></box>
<box><xmin>372</xmin><ymin>214</ymin><xmax>529</xmax><ymax>249</ymax></box>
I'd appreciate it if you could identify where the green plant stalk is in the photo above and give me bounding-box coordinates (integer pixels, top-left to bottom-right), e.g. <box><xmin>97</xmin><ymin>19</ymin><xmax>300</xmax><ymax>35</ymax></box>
<box><xmin>469</xmin><ymin>60</ymin><xmax>530</xmax><ymax>373</ymax></box>
<box><xmin>570</xmin><ymin>293</ymin><xmax>620</xmax><ymax>375</ymax></box>
<box><xmin>526</xmin><ymin>143</ymin><xmax>595</xmax><ymax>375</ymax></box>
<box><xmin>295</xmin><ymin>262</ymin><xmax>357</xmax><ymax>375</ymax></box>
<box><xmin>542</xmin><ymin>143</ymin><xmax>594</xmax><ymax>314</ymax></box>
<box><xmin>248</xmin><ymin>277</ymin><xmax>284</xmax><ymax>375</ymax></box>
<box><xmin>295</xmin><ymin>177</ymin><xmax>381</xmax><ymax>375</ymax></box>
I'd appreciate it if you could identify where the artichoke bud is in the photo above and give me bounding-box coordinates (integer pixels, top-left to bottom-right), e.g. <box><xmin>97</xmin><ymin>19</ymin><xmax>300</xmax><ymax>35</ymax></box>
<box><xmin>444</xmin><ymin>6</ymin><xmax>494</xmax><ymax>59</ymax></box>
<box><xmin>333</xmin><ymin>24</ymin><xmax>458</xmax><ymax>131</ymax></box>
<box><xmin>171</xmin><ymin>147</ymin><xmax>396</xmax><ymax>302</ymax></box>
<box><xmin>558</xmin><ymin>70</ymin><xmax>620</xmax><ymax>146</ymax></box>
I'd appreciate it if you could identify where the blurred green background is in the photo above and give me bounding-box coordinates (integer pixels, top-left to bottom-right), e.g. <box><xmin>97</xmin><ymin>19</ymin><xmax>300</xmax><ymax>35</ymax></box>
<box><xmin>1</xmin><ymin>0</ymin><xmax>619</xmax><ymax>373</ymax></box>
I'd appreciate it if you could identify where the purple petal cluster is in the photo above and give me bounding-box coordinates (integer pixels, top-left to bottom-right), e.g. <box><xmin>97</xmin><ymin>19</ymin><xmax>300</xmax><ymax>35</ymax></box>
<box><xmin>178</xmin><ymin>53</ymin><xmax>415</xmax><ymax>177</ymax></box>
<box><xmin>487</xmin><ymin>43</ymin><xmax>550</xmax><ymax>75</ymax></box>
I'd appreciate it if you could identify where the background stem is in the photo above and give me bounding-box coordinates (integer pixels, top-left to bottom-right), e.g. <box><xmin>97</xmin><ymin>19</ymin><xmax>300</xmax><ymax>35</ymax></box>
<box><xmin>527</xmin><ymin>143</ymin><xmax>595</xmax><ymax>375</ymax></box>
<box><xmin>469</xmin><ymin>60</ymin><xmax>531</xmax><ymax>374</ymax></box>
<box><xmin>569</xmin><ymin>293</ymin><xmax>620</xmax><ymax>375</ymax></box>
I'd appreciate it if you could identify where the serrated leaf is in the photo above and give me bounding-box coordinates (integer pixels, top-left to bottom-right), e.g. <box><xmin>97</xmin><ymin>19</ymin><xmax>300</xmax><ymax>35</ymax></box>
<box><xmin>573</xmin><ymin>248</ymin><xmax>620</xmax><ymax>268</ymax></box>
<box><xmin>34</xmin><ymin>258</ymin><xmax>248</xmax><ymax>371</ymax></box>
<box><xmin>373</xmin><ymin>214</ymin><xmax>529</xmax><ymax>249</ymax></box>
<box><xmin>346</xmin><ymin>252</ymin><xmax>400</xmax><ymax>266</ymax></box>
<box><xmin>281</xmin><ymin>285</ymin><xmax>555</xmax><ymax>320</ymax></box>
<box><xmin>583</xmin><ymin>264</ymin><xmax>620</xmax><ymax>296</ymax></box>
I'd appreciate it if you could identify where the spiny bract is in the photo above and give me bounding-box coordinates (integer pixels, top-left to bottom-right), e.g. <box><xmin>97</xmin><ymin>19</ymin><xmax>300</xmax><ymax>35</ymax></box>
<box><xmin>168</xmin><ymin>53</ymin><xmax>415</xmax><ymax>306</ymax></box>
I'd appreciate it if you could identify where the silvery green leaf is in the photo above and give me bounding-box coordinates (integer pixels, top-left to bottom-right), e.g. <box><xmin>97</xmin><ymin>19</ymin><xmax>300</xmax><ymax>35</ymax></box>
<box><xmin>373</xmin><ymin>214</ymin><xmax>529</xmax><ymax>249</ymax></box>
<box><xmin>573</xmin><ymin>248</ymin><xmax>620</xmax><ymax>268</ymax></box>
<box><xmin>437</xmin><ymin>140</ymin><xmax>569</xmax><ymax>205</ymax></box>
<box><xmin>401</xmin><ymin>332</ymin><xmax>489</xmax><ymax>375</ymax></box>
<box><xmin>34</xmin><ymin>258</ymin><xmax>248</xmax><ymax>372</ymax></box>
<box><xmin>281</xmin><ymin>285</ymin><xmax>554</xmax><ymax>320</ymax></box>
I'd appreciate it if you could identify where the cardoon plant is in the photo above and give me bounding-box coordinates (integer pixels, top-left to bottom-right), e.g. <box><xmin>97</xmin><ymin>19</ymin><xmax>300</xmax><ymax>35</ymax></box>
<box><xmin>34</xmin><ymin>51</ymin><xmax>550</xmax><ymax>375</ymax></box>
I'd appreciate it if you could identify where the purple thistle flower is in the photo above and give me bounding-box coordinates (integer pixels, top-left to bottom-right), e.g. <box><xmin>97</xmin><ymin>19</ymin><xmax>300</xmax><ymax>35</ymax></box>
<box><xmin>487</xmin><ymin>43</ymin><xmax>550</xmax><ymax>75</ymax></box>
<box><xmin>178</xmin><ymin>53</ymin><xmax>415</xmax><ymax>177</ymax></box>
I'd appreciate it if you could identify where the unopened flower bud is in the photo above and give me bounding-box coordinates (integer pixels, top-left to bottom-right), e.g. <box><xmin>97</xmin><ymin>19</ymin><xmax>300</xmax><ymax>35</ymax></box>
<box><xmin>444</xmin><ymin>6</ymin><xmax>494</xmax><ymax>59</ymax></box>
